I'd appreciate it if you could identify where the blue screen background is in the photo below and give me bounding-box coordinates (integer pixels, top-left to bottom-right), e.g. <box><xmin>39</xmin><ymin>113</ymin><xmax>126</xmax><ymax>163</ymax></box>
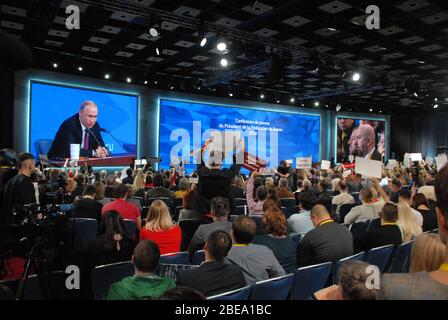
<box><xmin>30</xmin><ymin>82</ymin><xmax>138</xmax><ymax>158</ymax></box>
<box><xmin>159</xmin><ymin>99</ymin><xmax>320</xmax><ymax>172</ymax></box>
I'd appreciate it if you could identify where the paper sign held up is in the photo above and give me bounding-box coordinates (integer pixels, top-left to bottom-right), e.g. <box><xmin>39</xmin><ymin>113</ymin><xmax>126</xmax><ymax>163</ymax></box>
<box><xmin>321</xmin><ymin>160</ymin><xmax>331</xmax><ymax>170</ymax></box>
<box><xmin>386</xmin><ymin>159</ymin><xmax>398</xmax><ymax>170</ymax></box>
<box><xmin>436</xmin><ymin>155</ymin><xmax>448</xmax><ymax>172</ymax></box>
<box><xmin>296</xmin><ymin>157</ymin><xmax>312</xmax><ymax>169</ymax></box>
<box><xmin>355</xmin><ymin>156</ymin><xmax>382</xmax><ymax>179</ymax></box>
<box><xmin>189</xmin><ymin>177</ymin><xmax>199</xmax><ymax>184</ymax></box>
<box><xmin>410</xmin><ymin>153</ymin><xmax>422</xmax><ymax>162</ymax></box>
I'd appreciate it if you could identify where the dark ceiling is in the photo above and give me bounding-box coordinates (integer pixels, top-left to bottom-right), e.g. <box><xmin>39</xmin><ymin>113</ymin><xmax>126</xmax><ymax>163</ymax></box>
<box><xmin>1</xmin><ymin>0</ymin><xmax>448</xmax><ymax>114</ymax></box>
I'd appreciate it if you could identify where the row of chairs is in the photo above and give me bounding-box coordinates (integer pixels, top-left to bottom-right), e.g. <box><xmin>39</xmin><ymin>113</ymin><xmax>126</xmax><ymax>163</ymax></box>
<box><xmin>208</xmin><ymin>241</ymin><xmax>414</xmax><ymax>300</ymax></box>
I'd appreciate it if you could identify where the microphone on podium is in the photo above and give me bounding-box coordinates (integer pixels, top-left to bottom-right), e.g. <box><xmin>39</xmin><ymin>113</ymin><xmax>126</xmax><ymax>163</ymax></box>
<box><xmin>100</xmin><ymin>127</ymin><xmax>126</xmax><ymax>151</ymax></box>
<box><xmin>87</xmin><ymin>128</ymin><xmax>111</xmax><ymax>157</ymax></box>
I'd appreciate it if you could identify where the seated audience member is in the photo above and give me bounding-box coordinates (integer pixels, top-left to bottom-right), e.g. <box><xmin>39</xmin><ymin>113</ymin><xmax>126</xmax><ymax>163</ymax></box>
<box><xmin>140</xmin><ymin>200</ymin><xmax>181</xmax><ymax>254</ymax></box>
<box><xmin>132</xmin><ymin>172</ymin><xmax>146</xmax><ymax>199</ymax></box>
<box><xmin>264</xmin><ymin>177</ymin><xmax>275</xmax><ymax>189</ymax></box>
<box><xmin>121</xmin><ymin>168</ymin><xmax>134</xmax><ymax>185</ymax></box>
<box><xmin>93</xmin><ymin>181</ymin><xmax>111</xmax><ymax>205</ymax></box>
<box><xmin>106</xmin><ymin>240</ymin><xmax>175</xmax><ymax>300</ymax></box>
<box><xmin>418</xmin><ymin>184</ymin><xmax>436</xmax><ymax>203</ymax></box>
<box><xmin>267</xmin><ymin>185</ymin><xmax>281</xmax><ymax>208</ymax></box>
<box><xmin>253</xmin><ymin>208</ymin><xmax>297</xmax><ymax>274</ymax></box>
<box><xmin>71</xmin><ymin>174</ymin><xmax>86</xmax><ymax>198</ymax></box>
<box><xmin>174</xmin><ymin>178</ymin><xmax>189</xmax><ymax>199</ymax></box>
<box><xmin>73</xmin><ymin>184</ymin><xmax>103</xmax><ymax>221</ymax></box>
<box><xmin>294</xmin><ymin>179</ymin><xmax>304</xmax><ymax>194</ymax></box>
<box><xmin>389</xmin><ymin>178</ymin><xmax>402</xmax><ymax>203</ymax></box>
<box><xmin>126</xmin><ymin>185</ymin><xmax>142</xmax><ymax>212</ymax></box>
<box><xmin>332</xmin><ymin>180</ymin><xmax>355</xmax><ymax>217</ymax></box>
<box><xmin>354</xmin><ymin>203</ymin><xmax>402</xmax><ymax>252</ymax></box>
<box><xmin>89</xmin><ymin>211</ymin><xmax>137</xmax><ymax>267</ymax></box>
<box><xmin>144</xmin><ymin>174</ymin><xmax>154</xmax><ymax>189</ymax></box>
<box><xmin>347</xmin><ymin>174</ymin><xmax>363</xmax><ymax>193</ymax></box>
<box><xmin>158</xmin><ymin>286</ymin><xmax>205</xmax><ymax>300</ymax></box>
<box><xmin>187</xmin><ymin>197</ymin><xmax>232</xmax><ymax>254</ymax></box>
<box><xmin>178</xmin><ymin>230</ymin><xmax>246</xmax><ymax>297</ymax></box>
<box><xmin>398</xmin><ymin>190</ymin><xmax>423</xmax><ymax>227</ymax></box>
<box><xmin>298</xmin><ymin>205</ymin><xmax>353</xmax><ymax>267</ymax></box>
<box><xmin>412</xmin><ymin>193</ymin><xmax>438</xmax><ymax>232</ymax></box>
<box><xmin>314</xmin><ymin>261</ymin><xmax>378</xmax><ymax>300</ymax></box>
<box><xmin>64</xmin><ymin>178</ymin><xmax>77</xmax><ymax>203</ymax></box>
<box><xmin>344</xmin><ymin>188</ymin><xmax>379</xmax><ymax>225</ymax></box>
<box><xmin>178</xmin><ymin>184</ymin><xmax>202</xmax><ymax>221</ymax></box>
<box><xmin>246</xmin><ymin>172</ymin><xmax>268</xmax><ymax>216</ymax></box>
<box><xmin>102</xmin><ymin>184</ymin><xmax>141</xmax><ymax>229</ymax></box>
<box><xmin>229</xmin><ymin>177</ymin><xmax>244</xmax><ymax>199</ymax></box>
<box><xmin>410</xmin><ymin>233</ymin><xmax>446</xmax><ymax>273</ymax></box>
<box><xmin>277</xmin><ymin>178</ymin><xmax>294</xmax><ymax>199</ymax></box>
<box><xmin>287</xmin><ymin>192</ymin><xmax>316</xmax><ymax>236</ymax></box>
<box><xmin>146</xmin><ymin>174</ymin><xmax>174</xmax><ymax>199</ymax></box>
<box><xmin>295</xmin><ymin>180</ymin><xmax>317</xmax><ymax>206</ymax></box>
<box><xmin>397</xmin><ymin>203</ymin><xmax>422</xmax><ymax>242</ymax></box>
<box><xmin>378</xmin><ymin>165</ymin><xmax>448</xmax><ymax>300</ymax></box>
<box><xmin>104</xmin><ymin>175</ymin><xmax>116</xmax><ymax>198</ymax></box>
<box><xmin>226</xmin><ymin>215</ymin><xmax>285</xmax><ymax>284</ymax></box>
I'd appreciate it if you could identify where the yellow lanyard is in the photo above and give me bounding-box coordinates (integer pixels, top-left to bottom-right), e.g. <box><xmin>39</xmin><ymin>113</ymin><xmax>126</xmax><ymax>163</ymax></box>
<box><xmin>233</xmin><ymin>244</ymin><xmax>249</xmax><ymax>247</ymax></box>
<box><xmin>318</xmin><ymin>219</ymin><xmax>334</xmax><ymax>227</ymax></box>
<box><xmin>439</xmin><ymin>263</ymin><xmax>448</xmax><ymax>272</ymax></box>
<box><xmin>382</xmin><ymin>223</ymin><xmax>397</xmax><ymax>226</ymax></box>
<box><xmin>342</xmin><ymin>131</ymin><xmax>345</xmax><ymax>142</ymax></box>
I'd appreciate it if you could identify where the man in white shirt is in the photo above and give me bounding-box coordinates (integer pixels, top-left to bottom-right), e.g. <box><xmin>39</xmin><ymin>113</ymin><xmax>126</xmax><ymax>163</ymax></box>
<box><xmin>288</xmin><ymin>193</ymin><xmax>316</xmax><ymax>235</ymax></box>
<box><xmin>332</xmin><ymin>180</ymin><xmax>355</xmax><ymax>216</ymax></box>
<box><xmin>399</xmin><ymin>189</ymin><xmax>424</xmax><ymax>226</ymax></box>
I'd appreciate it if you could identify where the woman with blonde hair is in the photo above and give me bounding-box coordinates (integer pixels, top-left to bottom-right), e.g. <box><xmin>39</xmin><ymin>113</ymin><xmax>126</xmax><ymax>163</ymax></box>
<box><xmin>410</xmin><ymin>233</ymin><xmax>446</xmax><ymax>273</ymax></box>
<box><xmin>139</xmin><ymin>200</ymin><xmax>181</xmax><ymax>254</ymax></box>
<box><xmin>132</xmin><ymin>172</ymin><xmax>146</xmax><ymax>198</ymax></box>
<box><xmin>397</xmin><ymin>203</ymin><xmax>423</xmax><ymax>242</ymax></box>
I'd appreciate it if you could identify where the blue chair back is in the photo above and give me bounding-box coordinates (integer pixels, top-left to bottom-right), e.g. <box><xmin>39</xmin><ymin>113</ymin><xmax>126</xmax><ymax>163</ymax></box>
<box><xmin>73</xmin><ymin>218</ymin><xmax>98</xmax><ymax>251</ymax></box>
<box><xmin>160</xmin><ymin>252</ymin><xmax>190</xmax><ymax>265</ymax></box>
<box><xmin>364</xmin><ymin>244</ymin><xmax>394</xmax><ymax>272</ymax></box>
<box><xmin>207</xmin><ymin>285</ymin><xmax>251</xmax><ymax>300</ymax></box>
<box><xmin>292</xmin><ymin>262</ymin><xmax>332</xmax><ymax>300</ymax></box>
<box><xmin>123</xmin><ymin>219</ymin><xmax>136</xmax><ymax>238</ymax></box>
<box><xmin>333</xmin><ymin>251</ymin><xmax>365</xmax><ymax>284</ymax></box>
<box><xmin>388</xmin><ymin>240</ymin><xmax>413</xmax><ymax>273</ymax></box>
<box><xmin>338</xmin><ymin>203</ymin><xmax>357</xmax><ymax>223</ymax></box>
<box><xmin>280</xmin><ymin>198</ymin><xmax>297</xmax><ymax>218</ymax></box>
<box><xmin>179</xmin><ymin>219</ymin><xmax>202</xmax><ymax>251</ymax></box>
<box><xmin>191</xmin><ymin>250</ymin><xmax>205</xmax><ymax>265</ymax></box>
<box><xmin>91</xmin><ymin>261</ymin><xmax>134</xmax><ymax>300</ymax></box>
<box><xmin>249</xmin><ymin>274</ymin><xmax>294</xmax><ymax>300</ymax></box>
<box><xmin>350</xmin><ymin>220</ymin><xmax>370</xmax><ymax>237</ymax></box>
<box><xmin>292</xmin><ymin>234</ymin><xmax>302</xmax><ymax>251</ymax></box>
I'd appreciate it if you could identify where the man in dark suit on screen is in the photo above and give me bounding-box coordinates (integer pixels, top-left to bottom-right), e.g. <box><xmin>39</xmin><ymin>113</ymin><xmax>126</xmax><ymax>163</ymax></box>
<box><xmin>48</xmin><ymin>101</ymin><xmax>109</xmax><ymax>159</ymax></box>
<box><xmin>353</xmin><ymin>124</ymin><xmax>382</xmax><ymax>161</ymax></box>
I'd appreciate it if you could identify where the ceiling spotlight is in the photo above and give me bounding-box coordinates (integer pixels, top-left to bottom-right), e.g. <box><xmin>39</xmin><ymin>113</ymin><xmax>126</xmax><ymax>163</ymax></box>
<box><xmin>276</xmin><ymin>100</ymin><xmax>280</xmax><ymax>103</ymax></box>
<box><xmin>200</xmin><ymin>37</ymin><xmax>207</xmax><ymax>47</ymax></box>
<box><xmin>301</xmin><ymin>103</ymin><xmax>305</xmax><ymax>107</ymax></box>
<box><xmin>217</xmin><ymin>41</ymin><xmax>227</xmax><ymax>52</ymax></box>
<box><xmin>260</xmin><ymin>94</ymin><xmax>265</xmax><ymax>99</ymax></box>
<box><xmin>328</xmin><ymin>27</ymin><xmax>337</xmax><ymax>31</ymax></box>
<box><xmin>434</xmin><ymin>104</ymin><xmax>439</xmax><ymax>109</ymax></box>
<box><xmin>336</xmin><ymin>104</ymin><xmax>342</xmax><ymax>112</ymax></box>
<box><xmin>413</xmin><ymin>92</ymin><xmax>418</xmax><ymax>97</ymax></box>
<box><xmin>314</xmin><ymin>101</ymin><xmax>319</xmax><ymax>107</ymax></box>
<box><xmin>126</xmin><ymin>77</ymin><xmax>132</xmax><ymax>83</ymax></box>
<box><xmin>229</xmin><ymin>92</ymin><xmax>233</xmax><ymax>97</ymax></box>
<box><xmin>144</xmin><ymin>80</ymin><xmax>148</xmax><ymax>84</ymax></box>
<box><xmin>149</xmin><ymin>26</ymin><xmax>159</xmax><ymax>37</ymax></box>
<box><xmin>154</xmin><ymin>80</ymin><xmax>158</xmax><ymax>84</ymax></box>
<box><xmin>379</xmin><ymin>110</ymin><xmax>382</xmax><ymax>113</ymax></box>
<box><xmin>52</xmin><ymin>63</ymin><xmax>58</xmax><ymax>68</ymax></box>
<box><xmin>290</xmin><ymin>97</ymin><xmax>295</xmax><ymax>103</ymax></box>
<box><xmin>155</xmin><ymin>47</ymin><xmax>160</xmax><ymax>56</ymax></box>
<box><xmin>220</xmin><ymin>58</ymin><xmax>228</xmax><ymax>67</ymax></box>
<box><xmin>352</xmin><ymin>72</ymin><xmax>360</xmax><ymax>81</ymax></box>
<box><xmin>104</xmin><ymin>73</ymin><xmax>110</xmax><ymax>79</ymax></box>
<box><xmin>369</xmin><ymin>108</ymin><xmax>373</xmax><ymax>112</ymax></box>
<box><xmin>325</xmin><ymin>104</ymin><xmax>328</xmax><ymax>108</ymax></box>
<box><xmin>77</xmin><ymin>66</ymin><xmax>83</xmax><ymax>71</ymax></box>
<box><xmin>435</xmin><ymin>98</ymin><xmax>438</xmax><ymax>101</ymax></box>
<box><xmin>170</xmin><ymin>85</ymin><xmax>174</xmax><ymax>90</ymax></box>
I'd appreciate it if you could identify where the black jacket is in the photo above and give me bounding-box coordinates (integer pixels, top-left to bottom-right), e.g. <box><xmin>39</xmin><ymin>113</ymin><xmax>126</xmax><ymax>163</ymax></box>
<box><xmin>354</xmin><ymin>224</ymin><xmax>402</xmax><ymax>252</ymax></box>
<box><xmin>48</xmin><ymin>114</ymin><xmax>106</xmax><ymax>159</ymax></box>
<box><xmin>177</xmin><ymin>260</ymin><xmax>246</xmax><ymax>297</ymax></box>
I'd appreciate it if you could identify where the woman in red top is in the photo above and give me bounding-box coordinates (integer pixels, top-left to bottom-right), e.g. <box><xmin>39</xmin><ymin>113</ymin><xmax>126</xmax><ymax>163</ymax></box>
<box><xmin>139</xmin><ymin>200</ymin><xmax>181</xmax><ymax>254</ymax></box>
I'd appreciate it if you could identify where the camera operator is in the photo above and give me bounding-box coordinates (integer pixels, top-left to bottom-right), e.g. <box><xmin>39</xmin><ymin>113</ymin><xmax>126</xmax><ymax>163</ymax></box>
<box><xmin>0</xmin><ymin>149</ymin><xmax>18</xmax><ymax>225</ymax></box>
<box><xmin>3</xmin><ymin>153</ymin><xmax>36</xmax><ymax>225</ymax></box>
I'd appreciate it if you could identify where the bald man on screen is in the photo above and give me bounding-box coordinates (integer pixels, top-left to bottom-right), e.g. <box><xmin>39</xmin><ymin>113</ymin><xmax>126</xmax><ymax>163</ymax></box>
<box><xmin>353</xmin><ymin>124</ymin><xmax>382</xmax><ymax>161</ymax></box>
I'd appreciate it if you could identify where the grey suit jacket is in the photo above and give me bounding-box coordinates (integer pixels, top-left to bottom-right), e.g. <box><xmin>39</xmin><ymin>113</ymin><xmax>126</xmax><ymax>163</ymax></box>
<box><xmin>187</xmin><ymin>219</ymin><xmax>233</xmax><ymax>253</ymax></box>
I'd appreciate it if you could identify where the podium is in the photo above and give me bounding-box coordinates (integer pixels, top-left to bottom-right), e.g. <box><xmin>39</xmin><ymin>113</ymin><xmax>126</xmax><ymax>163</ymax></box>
<box><xmin>51</xmin><ymin>155</ymin><xmax>134</xmax><ymax>167</ymax></box>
